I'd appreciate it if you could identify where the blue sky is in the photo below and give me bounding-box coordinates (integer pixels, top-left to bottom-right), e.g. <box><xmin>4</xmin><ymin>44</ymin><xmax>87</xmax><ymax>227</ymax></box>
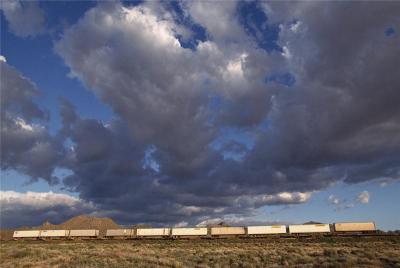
<box><xmin>1</xmin><ymin>1</ymin><xmax>399</xmax><ymax>230</ymax></box>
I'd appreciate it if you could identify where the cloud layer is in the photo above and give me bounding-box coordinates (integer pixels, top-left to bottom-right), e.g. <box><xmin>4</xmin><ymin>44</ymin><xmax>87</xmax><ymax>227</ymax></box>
<box><xmin>0</xmin><ymin>191</ymin><xmax>94</xmax><ymax>228</ymax></box>
<box><xmin>1</xmin><ymin>1</ymin><xmax>400</xmax><ymax>227</ymax></box>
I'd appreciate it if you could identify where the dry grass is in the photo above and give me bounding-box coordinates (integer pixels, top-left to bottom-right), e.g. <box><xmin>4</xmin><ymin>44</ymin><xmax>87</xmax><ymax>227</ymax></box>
<box><xmin>1</xmin><ymin>236</ymin><xmax>399</xmax><ymax>267</ymax></box>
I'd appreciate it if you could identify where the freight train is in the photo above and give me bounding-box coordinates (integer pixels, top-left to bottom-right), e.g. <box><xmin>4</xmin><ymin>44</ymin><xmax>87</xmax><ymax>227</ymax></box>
<box><xmin>13</xmin><ymin>222</ymin><xmax>377</xmax><ymax>240</ymax></box>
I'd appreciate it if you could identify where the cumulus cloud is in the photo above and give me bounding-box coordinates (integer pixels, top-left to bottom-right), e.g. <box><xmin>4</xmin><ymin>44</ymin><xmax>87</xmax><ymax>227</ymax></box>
<box><xmin>0</xmin><ymin>0</ymin><xmax>46</xmax><ymax>37</ymax></box>
<box><xmin>1</xmin><ymin>61</ymin><xmax>62</xmax><ymax>184</ymax></box>
<box><xmin>356</xmin><ymin>191</ymin><xmax>370</xmax><ymax>204</ymax></box>
<box><xmin>0</xmin><ymin>191</ymin><xmax>95</xmax><ymax>228</ymax></box>
<box><xmin>51</xmin><ymin>1</ymin><xmax>400</xmax><ymax>225</ymax></box>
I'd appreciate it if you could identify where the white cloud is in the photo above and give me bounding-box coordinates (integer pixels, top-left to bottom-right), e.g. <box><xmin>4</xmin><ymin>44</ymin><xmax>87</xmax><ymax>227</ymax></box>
<box><xmin>328</xmin><ymin>195</ymin><xmax>340</xmax><ymax>205</ymax></box>
<box><xmin>263</xmin><ymin>191</ymin><xmax>312</xmax><ymax>204</ymax></box>
<box><xmin>0</xmin><ymin>0</ymin><xmax>46</xmax><ymax>37</ymax></box>
<box><xmin>356</xmin><ymin>191</ymin><xmax>370</xmax><ymax>204</ymax></box>
<box><xmin>290</xmin><ymin>21</ymin><xmax>302</xmax><ymax>33</ymax></box>
<box><xmin>0</xmin><ymin>55</ymin><xmax>6</xmax><ymax>62</ymax></box>
<box><xmin>236</xmin><ymin>191</ymin><xmax>313</xmax><ymax>208</ymax></box>
<box><xmin>177</xmin><ymin>205</ymin><xmax>203</xmax><ymax>216</ymax></box>
<box><xmin>187</xmin><ymin>1</ymin><xmax>246</xmax><ymax>44</ymax></box>
<box><xmin>328</xmin><ymin>194</ymin><xmax>355</xmax><ymax>211</ymax></box>
<box><xmin>281</xmin><ymin>46</ymin><xmax>292</xmax><ymax>59</ymax></box>
<box><xmin>0</xmin><ymin>191</ymin><xmax>94</xmax><ymax>211</ymax></box>
<box><xmin>376</xmin><ymin>178</ymin><xmax>397</xmax><ymax>188</ymax></box>
<box><xmin>379</xmin><ymin>181</ymin><xmax>388</xmax><ymax>187</ymax></box>
<box><xmin>174</xmin><ymin>221</ymin><xmax>188</xmax><ymax>227</ymax></box>
<box><xmin>14</xmin><ymin>118</ymin><xmax>34</xmax><ymax>131</ymax></box>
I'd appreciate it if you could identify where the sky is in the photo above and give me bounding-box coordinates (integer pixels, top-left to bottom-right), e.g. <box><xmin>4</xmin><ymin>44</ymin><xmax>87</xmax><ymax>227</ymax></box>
<box><xmin>1</xmin><ymin>0</ymin><xmax>399</xmax><ymax>231</ymax></box>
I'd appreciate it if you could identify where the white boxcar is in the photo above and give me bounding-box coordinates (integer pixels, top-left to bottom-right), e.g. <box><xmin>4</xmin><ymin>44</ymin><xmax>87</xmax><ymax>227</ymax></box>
<box><xmin>106</xmin><ymin>229</ymin><xmax>133</xmax><ymax>237</ymax></box>
<box><xmin>289</xmin><ymin>224</ymin><xmax>330</xmax><ymax>234</ymax></box>
<box><xmin>334</xmin><ymin>222</ymin><xmax>376</xmax><ymax>232</ymax></box>
<box><xmin>13</xmin><ymin>230</ymin><xmax>41</xmax><ymax>238</ymax></box>
<box><xmin>210</xmin><ymin>227</ymin><xmax>246</xmax><ymax>235</ymax></box>
<box><xmin>247</xmin><ymin>225</ymin><xmax>287</xmax><ymax>235</ymax></box>
<box><xmin>40</xmin><ymin>230</ymin><xmax>69</xmax><ymax>238</ymax></box>
<box><xmin>69</xmin><ymin>230</ymin><xmax>99</xmax><ymax>237</ymax></box>
<box><xmin>136</xmin><ymin>228</ymin><xmax>170</xmax><ymax>237</ymax></box>
<box><xmin>171</xmin><ymin>227</ymin><xmax>208</xmax><ymax>236</ymax></box>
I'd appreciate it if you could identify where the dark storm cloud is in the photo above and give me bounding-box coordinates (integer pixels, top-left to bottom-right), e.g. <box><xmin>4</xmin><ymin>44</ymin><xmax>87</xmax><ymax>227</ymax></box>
<box><xmin>51</xmin><ymin>1</ymin><xmax>400</xmax><ymax>224</ymax></box>
<box><xmin>55</xmin><ymin>99</ymin><xmax>313</xmax><ymax>226</ymax></box>
<box><xmin>2</xmin><ymin>1</ymin><xmax>400</xmax><ymax>226</ymax></box>
<box><xmin>252</xmin><ymin>1</ymin><xmax>400</xmax><ymax>184</ymax></box>
<box><xmin>1</xmin><ymin>61</ymin><xmax>62</xmax><ymax>184</ymax></box>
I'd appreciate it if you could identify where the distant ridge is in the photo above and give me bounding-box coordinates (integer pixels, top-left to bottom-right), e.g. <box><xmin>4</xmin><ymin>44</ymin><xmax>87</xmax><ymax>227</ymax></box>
<box><xmin>207</xmin><ymin>221</ymin><xmax>230</xmax><ymax>227</ymax></box>
<box><xmin>303</xmin><ymin>221</ymin><xmax>323</xmax><ymax>225</ymax></box>
<box><xmin>36</xmin><ymin>215</ymin><xmax>121</xmax><ymax>236</ymax></box>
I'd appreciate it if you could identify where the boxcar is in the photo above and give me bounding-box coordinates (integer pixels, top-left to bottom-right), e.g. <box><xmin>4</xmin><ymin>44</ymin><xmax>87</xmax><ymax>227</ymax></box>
<box><xmin>334</xmin><ymin>222</ymin><xmax>376</xmax><ymax>232</ymax></box>
<box><xmin>210</xmin><ymin>227</ymin><xmax>246</xmax><ymax>236</ymax></box>
<box><xmin>136</xmin><ymin>228</ymin><xmax>171</xmax><ymax>237</ymax></box>
<box><xmin>69</xmin><ymin>229</ymin><xmax>99</xmax><ymax>238</ymax></box>
<box><xmin>40</xmin><ymin>230</ymin><xmax>69</xmax><ymax>238</ymax></box>
<box><xmin>171</xmin><ymin>227</ymin><xmax>208</xmax><ymax>236</ymax></box>
<box><xmin>105</xmin><ymin>229</ymin><xmax>133</xmax><ymax>238</ymax></box>
<box><xmin>289</xmin><ymin>224</ymin><xmax>330</xmax><ymax>234</ymax></box>
<box><xmin>247</xmin><ymin>225</ymin><xmax>287</xmax><ymax>235</ymax></box>
<box><xmin>13</xmin><ymin>230</ymin><xmax>41</xmax><ymax>239</ymax></box>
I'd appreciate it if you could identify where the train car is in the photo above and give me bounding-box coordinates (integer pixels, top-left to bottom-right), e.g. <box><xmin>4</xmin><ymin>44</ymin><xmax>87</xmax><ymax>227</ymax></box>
<box><xmin>289</xmin><ymin>224</ymin><xmax>330</xmax><ymax>234</ymax></box>
<box><xmin>171</xmin><ymin>227</ymin><xmax>208</xmax><ymax>237</ymax></box>
<box><xmin>136</xmin><ymin>228</ymin><xmax>171</xmax><ymax>238</ymax></box>
<box><xmin>13</xmin><ymin>230</ymin><xmax>41</xmax><ymax>240</ymax></box>
<box><xmin>69</xmin><ymin>229</ymin><xmax>99</xmax><ymax>238</ymax></box>
<box><xmin>334</xmin><ymin>222</ymin><xmax>376</xmax><ymax>233</ymax></box>
<box><xmin>210</xmin><ymin>227</ymin><xmax>246</xmax><ymax>236</ymax></box>
<box><xmin>40</xmin><ymin>230</ymin><xmax>69</xmax><ymax>239</ymax></box>
<box><xmin>247</xmin><ymin>225</ymin><xmax>287</xmax><ymax>235</ymax></box>
<box><xmin>105</xmin><ymin>229</ymin><xmax>134</xmax><ymax>238</ymax></box>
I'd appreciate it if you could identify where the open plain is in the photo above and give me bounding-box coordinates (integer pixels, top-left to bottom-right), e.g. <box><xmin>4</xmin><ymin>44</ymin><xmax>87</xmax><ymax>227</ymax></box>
<box><xmin>1</xmin><ymin>236</ymin><xmax>399</xmax><ymax>268</ymax></box>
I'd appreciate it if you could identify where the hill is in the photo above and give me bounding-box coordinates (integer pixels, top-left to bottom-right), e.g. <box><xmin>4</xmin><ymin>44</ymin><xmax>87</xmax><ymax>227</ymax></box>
<box><xmin>36</xmin><ymin>215</ymin><xmax>120</xmax><ymax>236</ymax></box>
<box><xmin>0</xmin><ymin>215</ymin><xmax>121</xmax><ymax>240</ymax></box>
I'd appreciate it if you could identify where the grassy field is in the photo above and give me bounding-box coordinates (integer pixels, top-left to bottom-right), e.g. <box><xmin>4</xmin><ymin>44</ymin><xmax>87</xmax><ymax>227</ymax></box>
<box><xmin>1</xmin><ymin>237</ymin><xmax>399</xmax><ymax>267</ymax></box>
